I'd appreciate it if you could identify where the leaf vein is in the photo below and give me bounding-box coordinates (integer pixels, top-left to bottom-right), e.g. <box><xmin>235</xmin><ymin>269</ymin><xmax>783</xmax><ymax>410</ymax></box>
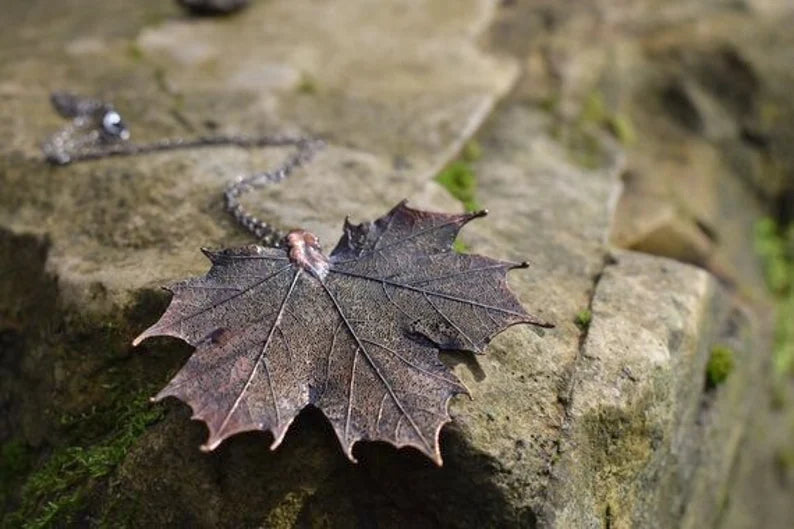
<box><xmin>319</xmin><ymin>280</ymin><xmax>432</xmax><ymax>452</ymax></box>
<box><xmin>215</xmin><ymin>270</ymin><xmax>300</xmax><ymax>440</ymax></box>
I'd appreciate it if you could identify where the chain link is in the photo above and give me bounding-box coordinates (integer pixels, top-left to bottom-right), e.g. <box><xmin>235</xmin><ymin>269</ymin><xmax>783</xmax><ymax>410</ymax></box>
<box><xmin>42</xmin><ymin>92</ymin><xmax>324</xmax><ymax>246</ymax></box>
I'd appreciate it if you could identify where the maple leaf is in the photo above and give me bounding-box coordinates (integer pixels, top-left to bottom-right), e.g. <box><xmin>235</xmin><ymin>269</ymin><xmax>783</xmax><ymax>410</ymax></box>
<box><xmin>134</xmin><ymin>201</ymin><xmax>552</xmax><ymax>464</ymax></box>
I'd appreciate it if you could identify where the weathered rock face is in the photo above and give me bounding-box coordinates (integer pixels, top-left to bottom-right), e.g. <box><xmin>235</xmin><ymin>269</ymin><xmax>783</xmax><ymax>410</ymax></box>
<box><xmin>1</xmin><ymin>0</ymin><xmax>792</xmax><ymax>528</ymax></box>
<box><xmin>549</xmin><ymin>251</ymin><xmax>761</xmax><ymax>528</ymax></box>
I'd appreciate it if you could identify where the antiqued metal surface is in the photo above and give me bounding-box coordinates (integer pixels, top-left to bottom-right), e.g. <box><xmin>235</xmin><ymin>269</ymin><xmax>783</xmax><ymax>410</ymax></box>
<box><xmin>134</xmin><ymin>201</ymin><xmax>552</xmax><ymax>464</ymax></box>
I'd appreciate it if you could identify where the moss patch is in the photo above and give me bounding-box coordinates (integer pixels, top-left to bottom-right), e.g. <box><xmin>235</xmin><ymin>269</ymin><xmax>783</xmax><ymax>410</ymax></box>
<box><xmin>0</xmin><ymin>440</ymin><xmax>35</xmax><ymax>508</ymax></box>
<box><xmin>776</xmin><ymin>298</ymin><xmax>794</xmax><ymax>377</ymax></box>
<box><xmin>575</xmin><ymin>309</ymin><xmax>592</xmax><ymax>331</ymax></box>
<box><xmin>581</xmin><ymin>92</ymin><xmax>608</xmax><ymax>125</ymax></box>
<box><xmin>581</xmin><ymin>403</ymin><xmax>656</xmax><ymax>527</ymax></box>
<box><xmin>296</xmin><ymin>73</ymin><xmax>318</xmax><ymax>95</ymax></box>
<box><xmin>126</xmin><ymin>42</ymin><xmax>144</xmax><ymax>62</ymax></box>
<box><xmin>461</xmin><ymin>140</ymin><xmax>483</xmax><ymax>163</ymax></box>
<box><xmin>4</xmin><ymin>392</ymin><xmax>165</xmax><ymax>529</ymax></box>
<box><xmin>558</xmin><ymin>90</ymin><xmax>637</xmax><ymax>170</ymax></box>
<box><xmin>436</xmin><ymin>160</ymin><xmax>481</xmax><ymax>212</ymax></box>
<box><xmin>754</xmin><ymin>217</ymin><xmax>794</xmax><ymax>377</ymax></box>
<box><xmin>453</xmin><ymin>239</ymin><xmax>470</xmax><ymax>254</ymax></box>
<box><xmin>1</xmin><ymin>286</ymin><xmax>186</xmax><ymax>529</ymax></box>
<box><xmin>755</xmin><ymin>217</ymin><xmax>792</xmax><ymax>294</ymax></box>
<box><xmin>264</xmin><ymin>490</ymin><xmax>311</xmax><ymax>529</ymax></box>
<box><xmin>607</xmin><ymin>114</ymin><xmax>636</xmax><ymax>146</ymax></box>
<box><xmin>579</xmin><ymin>91</ymin><xmax>636</xmax><ymax>146</ymax></box>
<box><xmin>435</xmin><ymin>148</ymin><xmax>482</xmax><ymax>253</ymax></box>
<box><xmin>706</xmin><ymin>345</ymin><xmax>735</xmax><ymax>388</ymax></box>
<box><xmin>585</xmin><ymin>405</ymin><xmax>654</xmax><ymax>473</ymax></box>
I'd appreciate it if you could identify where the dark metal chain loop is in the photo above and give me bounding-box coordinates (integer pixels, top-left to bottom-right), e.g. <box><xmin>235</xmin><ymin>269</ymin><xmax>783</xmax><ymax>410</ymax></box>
<box><xmin>42</xmin><ymin>92</ymin><xmax>324</xmax><ymax>247</ymax></box>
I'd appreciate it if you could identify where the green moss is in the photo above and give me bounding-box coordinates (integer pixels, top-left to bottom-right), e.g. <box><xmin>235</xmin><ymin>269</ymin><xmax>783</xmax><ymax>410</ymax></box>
<box><xmin>706</xmin><ymin>345</ymin><xmax>735</xmax><ymax>388</ymax></box>
<box><xmin>1</xmin><ymin>439</ymin><xmax>34</xmax><ymax>507</ymax></box>
<box><xmin>126</xmin><ymin>43</ymin><xmax>144</xmax><ymax>62</ymax></box>
<box><xmin>754</xmin><ymin>217</ymin><xmax>792</xmax><ymax>294</ymax></box>
<box><xmin>773</xmin><ymin>440</ymin><xmax>794</xmax><ymax>486</ymax></box>
<box><xmin>770</xmin><ymin>382</ymin><xmax>787</xmax><ymax>410</ymax></box>
<box><xmin>453</xmin><ymin>240</ymin><xmax>470</xmax><ymax>254</ymax></box>
<box><xmin>581</xmin><ymin>400</ymin><xmax>659</xmax><ymax>529</ymax></box>
<box><xmin>539</xmin><ymin>95</ymin><xmax>560</xmax><ymax>113</ymax></box>
<box><xmin>607</xmin><ymin>114</ymin><xmax>636</xmax><ymax>146</ymax></box>
<box><xmin>4</xmin><ymin>392</ymin><xmax>164</xmax><ymax>529</ymax></box>
<box><xmin>461</xmin><ymin>140</ymin><xmax>482</xmax><ymax>163</ymax></box>
<box><xmin>760</xmin><ymin>101</ymin><xmax>782</xmax><ymax>126</ymax></box>
<box><xmin>435</xmin><ymin>140</ymin><xmax>485</xmax><ymax>212</ymax></box>
<box><xmin>584</xmin><ymin>404</ymin><xmax>654</xmax><ymax>474</ymax></box>
<box><xmin>775</xmin><ymin>446</ymin><xmax>794</xmax><ymax>471</ymax></box>
<box><xmin>754</xmin><ymin>217</ymin><xmax>794</xmax><ymax>377</ymax></box>
<box><xmin>264</xmin><ymin>490</ymin><xmax>310</xmax><ymax>529</ymax></box>
<box><xmin>776</xmin><ymin>298</ymin><xmax>794</xmax><ymax>377</ymax></box>
<box><xmin>296</xmin><ymin>74</ymin><xmax>318</xmax><ymax>95</ymax></box>
<box><xmin>435</xmin><ymin>160</ymin><xmax>481</xmax><ymax>212</ymax></box>
<box><xmin>574</xmin><ymin>90</ymin><xmax>637</xmax><ymax>149</ymax></box>
<box><xmin>575</xmin><ymin>309</ymin><xmax>592</xmax><ymax>331</ymax></box>
<box><xmin>1</xmin><ymin>288</ymin><xmax>183</xmax><ymax>528</ymax></box>
<box><xmin>581</xmin><ymin>92</ymin><xmax>608</xmax><ymax>125</ymax></box>
<box><xmin>1</xmin><ymin>440</ymin><xmax>33</xmax><ymax>481</ymax></box>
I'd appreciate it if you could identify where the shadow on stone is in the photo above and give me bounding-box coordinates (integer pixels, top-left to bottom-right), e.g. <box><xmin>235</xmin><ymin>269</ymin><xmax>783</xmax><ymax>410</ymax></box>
<box><xmin>116</xmin><ymin>402</ymin><xmax>536</xmax><ymax>528</ymax></box>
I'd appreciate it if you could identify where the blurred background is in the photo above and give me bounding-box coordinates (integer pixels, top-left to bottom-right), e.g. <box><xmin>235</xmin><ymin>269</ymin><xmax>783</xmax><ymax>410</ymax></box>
<box><xmin>1</xmin><ymin>1</ymin><xmax>792</xmax><ymax>527</ymax></box>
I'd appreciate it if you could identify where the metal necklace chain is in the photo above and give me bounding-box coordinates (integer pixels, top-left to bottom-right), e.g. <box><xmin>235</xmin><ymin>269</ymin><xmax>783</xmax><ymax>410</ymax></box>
<box><xmin>42</xmin><ymin>92</ymin><xmax>324</xmax><ymax>248</ymax></box>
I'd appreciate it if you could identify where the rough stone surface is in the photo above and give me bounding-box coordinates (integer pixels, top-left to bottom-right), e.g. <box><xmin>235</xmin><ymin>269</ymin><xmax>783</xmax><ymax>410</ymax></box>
<box><xmin>2</xmin><ymin>0</ymin><xmax>793</xmax><ymax>528</ymax></box>
<box><xmin>549</xmin><ymin>251</ymin><xmax>762</xmax><ymax>528</ymax></box>
<box><xmin>445</xmin><ymin>104</ymin><xmax>625</xmax><ymax>521</ymax></box>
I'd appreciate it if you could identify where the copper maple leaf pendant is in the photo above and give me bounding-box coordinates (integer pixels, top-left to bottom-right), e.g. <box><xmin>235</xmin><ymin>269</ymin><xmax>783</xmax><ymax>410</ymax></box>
<box><xmin>134</xmin><ymin>201</ymin><xmax>552</xmax><ymax>465</ymax></box>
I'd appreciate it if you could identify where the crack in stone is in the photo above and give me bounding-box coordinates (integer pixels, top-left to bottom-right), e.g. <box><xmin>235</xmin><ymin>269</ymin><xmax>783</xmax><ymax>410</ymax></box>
<box><xmin>547</xmin><ymin>251</ymin><xmax>615</xmax><ymax>472</ymax></box>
